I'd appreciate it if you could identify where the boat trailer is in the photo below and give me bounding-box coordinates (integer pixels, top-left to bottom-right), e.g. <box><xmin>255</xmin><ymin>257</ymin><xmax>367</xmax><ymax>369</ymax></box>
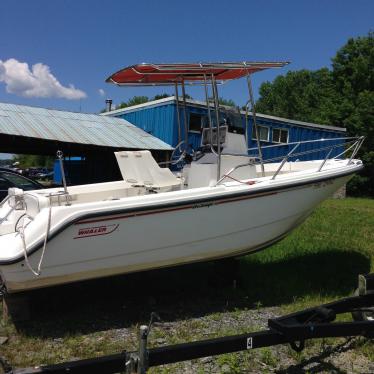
<box><xmin>2</xmin><ymin>273</ymin><xmax>373</xmax><ymax>374</ymax></box>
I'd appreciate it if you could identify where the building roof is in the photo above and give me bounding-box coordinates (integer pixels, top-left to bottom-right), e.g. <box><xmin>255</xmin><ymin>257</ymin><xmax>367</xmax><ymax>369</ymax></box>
<box><xmin>0</xmin><ymin>102</ymin><xmax>173</xmax><ymax>151</ymax></box>
<box><xmin>102</xmin><ymin>96</ymin><xmax>346</xmax><ymax>133</ymax></box>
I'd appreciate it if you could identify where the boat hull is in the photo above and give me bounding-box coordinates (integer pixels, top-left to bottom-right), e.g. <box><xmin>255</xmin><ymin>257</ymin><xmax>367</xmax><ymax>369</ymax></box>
<box><xmin>0</xmin><ymin>173</ymin><xmax>352</xmax><ymax>293</ymax></box>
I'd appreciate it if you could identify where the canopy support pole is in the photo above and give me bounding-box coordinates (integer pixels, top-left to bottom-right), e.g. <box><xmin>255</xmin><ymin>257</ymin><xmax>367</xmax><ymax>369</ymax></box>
<box><xmin>174</xmin><ymin>83</ymin><xmax>182</xmax><ymax>144</ymax></box>
<box><xmin>203</xmin><ymin>74</ymin><xmax>213</xmax><ymax>147</ymax></box>
<box><xmin>246</xmin><ymin>72</ymin><xmax>265</xmax><ymax>176</ymax></box>
<box><xmin>211</xmin><ymin>74</ymin><xmax>221</xmax><ymax>180</ymax></box>
<box><xmin>181</xmin><ymin>79</ymin><xmax>188</xmax><ymax>146</ymax></box>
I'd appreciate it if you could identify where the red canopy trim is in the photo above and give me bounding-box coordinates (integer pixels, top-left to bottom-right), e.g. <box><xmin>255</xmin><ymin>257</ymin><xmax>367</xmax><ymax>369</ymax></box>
<box><xmin>106</xmin><ymin>61</ymin><xmax>289</xmax><ymax>86</ymax></box>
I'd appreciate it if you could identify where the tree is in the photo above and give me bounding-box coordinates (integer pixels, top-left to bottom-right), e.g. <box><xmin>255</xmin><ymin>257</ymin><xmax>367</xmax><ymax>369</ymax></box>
<box><xmin>116</xmin><ymin>96</ymin><xmax>150</xmax><ymax>109</ymax></box>
<box><xmin>255</xmin><ymin>69</ymin><xmax>339</xmax><ymax>125</ymax></box>
<box><xmin>153</xmin><ymin>93</ymin><xmax>172</xmax><ymax>100</ymax></box>
<box><xmin>178</xmin><ymin>93</ymin><xmax>193</xmax><ymax>100</ymax></box>
<box><xmin>207</xmin><ymin>97</ymin><xmax>236</xmax><ymax>107</ymax></box>
<box><xmin>255</xmin><ymin>31</ymin><xmax>374</xmax><ymax>196</ymax></box>
<box><xmin>330</xmin><ymin>32</ymin><xmax>374</xmax><ymax>195</ymax></box>
<box><xmin>332</xmin><ymin>32</ymin><xmax>373</xmax><ymax>101</ymax></box>
<box><xmin>218</xmin><ymin>97</ymin><xmax>237</xmax><ymax>107</ymax></box>
<box><xmin>12</xmin><ymin>154</ymin><xmax>54</xmax><ymax>168</ymax></box>
<box><xmin>101</xmin><ymin>93</ymin><xmax>194</xmax><ymax>112</ymax></box>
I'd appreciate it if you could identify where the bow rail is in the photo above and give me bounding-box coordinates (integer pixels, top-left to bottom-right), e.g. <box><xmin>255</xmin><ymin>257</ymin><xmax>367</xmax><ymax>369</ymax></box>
<box><xmin>216</xmin><ymin>136</ymin><xmax>364</xmax><ymax>186</ymax></box>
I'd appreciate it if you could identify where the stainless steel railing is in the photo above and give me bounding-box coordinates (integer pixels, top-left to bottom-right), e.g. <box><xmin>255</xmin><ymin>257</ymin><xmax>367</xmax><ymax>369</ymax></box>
<box><xmin>247</xmin><ymin>136</ymin><xmax>359</xmax><ymax>152</ymax></box>
<box><xmin>0</xmin><ymin>195</ymin><xmax>11</xmax><ymax>209</ymax></box>
<box><xmin>271</xmin><ymin>143</ymin><xmax>301</xmax><ymax>180</ymax></box>
<box><xmin>0</xmin><ymin>198</ymin><xmax>24</xmax><ymax>224</ymax></box>
<box><xmin>216</xmin><ymin>136</ymin><xmax>364</xmax><ymax>185</ymax></box>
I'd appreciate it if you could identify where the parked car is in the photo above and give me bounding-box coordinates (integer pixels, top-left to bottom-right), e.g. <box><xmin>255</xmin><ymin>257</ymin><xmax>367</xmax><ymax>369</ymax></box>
<box><xmin>0</xmin><ymin>168</ymin><xmax>44</xmax><ymax>201</ymax></box>
<box><xmin>22</xmin><ymin>167</ymin><xmax>53</xmax><ymax>180</ymax></box>
<box><xmin>23</xmin><ymin>167</ymin><xmax>42</xmax><ymax>179</ymax></box>
<box><xmin>36</xmin><ymin>170</ymin><xmax>54</xmax><ymax>180</ymax></box>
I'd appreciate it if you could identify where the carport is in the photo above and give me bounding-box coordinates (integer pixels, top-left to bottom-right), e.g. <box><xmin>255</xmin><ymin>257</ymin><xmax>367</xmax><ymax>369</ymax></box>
<box><xmin>0</xmin><ymin>103</ymin><xmax>173</xmax><ymax>184</ymax></box>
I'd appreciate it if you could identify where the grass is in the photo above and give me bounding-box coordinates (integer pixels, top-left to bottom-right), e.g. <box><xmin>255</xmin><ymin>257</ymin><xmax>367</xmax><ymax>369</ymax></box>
<box><xmin>0</xmin><ymin>197</ymin><xmax>373</xmax><ymax>371</ymax></box>
<box><xmin>240</xmin><ymin>198</ymin><xmax>374</xmax><ymax>310</ymax></box>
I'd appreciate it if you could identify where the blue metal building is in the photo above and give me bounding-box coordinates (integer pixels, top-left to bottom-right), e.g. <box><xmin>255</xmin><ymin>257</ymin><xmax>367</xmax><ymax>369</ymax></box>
<box><xmin>102</xmin><ymin>97</ymin><xmax>346</xmax><ymax>161</ymax></box>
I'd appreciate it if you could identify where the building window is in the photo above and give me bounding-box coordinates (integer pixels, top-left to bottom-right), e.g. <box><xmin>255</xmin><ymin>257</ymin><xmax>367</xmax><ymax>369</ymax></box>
<box><xmin>272</xmin><ymin>128</ymin><xmax>289</xmax><ymax>143</ymax></box>
<box><xmin>189</xmin><ymin>113</ymin><xmax>206</xmax><ymax>133</ymax></box>
<box><xmin>252</xmin><ymin>125</ymin><xmax>269</xmax><ymax>142</ymax></box>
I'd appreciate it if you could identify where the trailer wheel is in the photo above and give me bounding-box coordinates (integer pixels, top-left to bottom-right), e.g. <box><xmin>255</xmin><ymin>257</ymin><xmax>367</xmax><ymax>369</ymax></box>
<box><xmin>351</xmin><ymin>288</ymin><xmax>374</xmax><ymax>322</ymax></box>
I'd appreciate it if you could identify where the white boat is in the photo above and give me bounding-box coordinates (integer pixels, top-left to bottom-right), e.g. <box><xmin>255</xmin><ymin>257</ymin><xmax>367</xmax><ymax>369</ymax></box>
<box><xmin>0</xmin><ymin>62</ymin><xmax>364</xmax><ymax>293</ymax></box>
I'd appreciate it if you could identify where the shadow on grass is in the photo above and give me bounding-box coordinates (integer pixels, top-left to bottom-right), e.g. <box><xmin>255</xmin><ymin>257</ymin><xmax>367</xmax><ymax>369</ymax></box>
<box><xmin>239</xmin><ymin>248</ymin><xmax>371</xmax><ymax>306</ymax></box>
<box><xmin>276</xmin><ymin>338</ymin><xmax>357</xmax><ymax>374</ymax></box>
<box><xmin>12</xmin><ymin>248</ymin><xmax>370</xmax><ymax>338</ymax></box>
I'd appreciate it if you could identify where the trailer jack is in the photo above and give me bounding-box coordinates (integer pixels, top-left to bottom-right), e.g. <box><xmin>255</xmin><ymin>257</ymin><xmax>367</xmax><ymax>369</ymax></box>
<box><xmin>4</xmin><ymin>273</ymin><xmax>374</xmax><ymax>374</ymax></box>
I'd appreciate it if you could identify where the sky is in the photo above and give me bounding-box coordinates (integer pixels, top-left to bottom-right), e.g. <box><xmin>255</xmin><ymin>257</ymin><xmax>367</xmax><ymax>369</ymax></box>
<box><xmin>0</xmin><ymin>1</ymin><xmax>372</xmax><ymax>118</ymax></box>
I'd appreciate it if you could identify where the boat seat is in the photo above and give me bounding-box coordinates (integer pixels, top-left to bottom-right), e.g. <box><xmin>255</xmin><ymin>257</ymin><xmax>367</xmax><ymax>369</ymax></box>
<box><xmin>115</xmin><ymin>151</ymin><xmax>181</xmax><ymax>190</ymax></box>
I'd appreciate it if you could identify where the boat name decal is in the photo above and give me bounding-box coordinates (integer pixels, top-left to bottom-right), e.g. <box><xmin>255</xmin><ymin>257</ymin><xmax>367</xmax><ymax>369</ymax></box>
<box><xmin>313</xmin><ymin>180</ymin><xmax>334</xmax><ymax>189</ymax></box>
<box><xmin>192</xmin><ymin>202</ymin><xmax>213</xmax><ymax>209</ymax></box>
<box><xmin>74</xmin><ymin>224</ymin><xmax>119</xmax><ymax>239</ymax></box>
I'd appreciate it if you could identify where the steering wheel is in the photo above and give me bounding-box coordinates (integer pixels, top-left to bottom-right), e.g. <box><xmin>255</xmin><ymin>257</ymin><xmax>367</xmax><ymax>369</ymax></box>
<box><xmin>170</xmin><ymin>141</ymin><xmax>194</xmax><ymax>168</ymax></box>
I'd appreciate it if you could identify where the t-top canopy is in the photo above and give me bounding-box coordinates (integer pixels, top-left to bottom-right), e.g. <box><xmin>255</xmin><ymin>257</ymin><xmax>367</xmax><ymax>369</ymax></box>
<box><xmin>106</xmin><ymin>61</ymin><xmax>290</xmax><ymax>86</ymax></box>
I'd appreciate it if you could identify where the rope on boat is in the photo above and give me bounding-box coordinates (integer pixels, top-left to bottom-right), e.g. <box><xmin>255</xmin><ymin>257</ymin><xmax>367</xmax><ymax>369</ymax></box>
<box><xmin>0</xmin><ymin>282</ymin><xmax>6</xmax><ymax>298</ymax></box>
<box><xmin>18</xmin><ymin>194</ymin><xmax>53</xmax><ymax>277</ymax></box>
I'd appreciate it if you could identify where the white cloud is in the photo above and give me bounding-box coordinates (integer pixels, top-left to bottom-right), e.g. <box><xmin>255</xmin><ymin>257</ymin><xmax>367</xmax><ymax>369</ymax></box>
<box><xmin>0</xmin><ymin>58</ymin><xmax>87</xmax><ymax>100</ymax></box>
<box><xmin>98</xmin><ymin>88</ymin><xmax>105</xmax><ymax>97</ymax></box>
